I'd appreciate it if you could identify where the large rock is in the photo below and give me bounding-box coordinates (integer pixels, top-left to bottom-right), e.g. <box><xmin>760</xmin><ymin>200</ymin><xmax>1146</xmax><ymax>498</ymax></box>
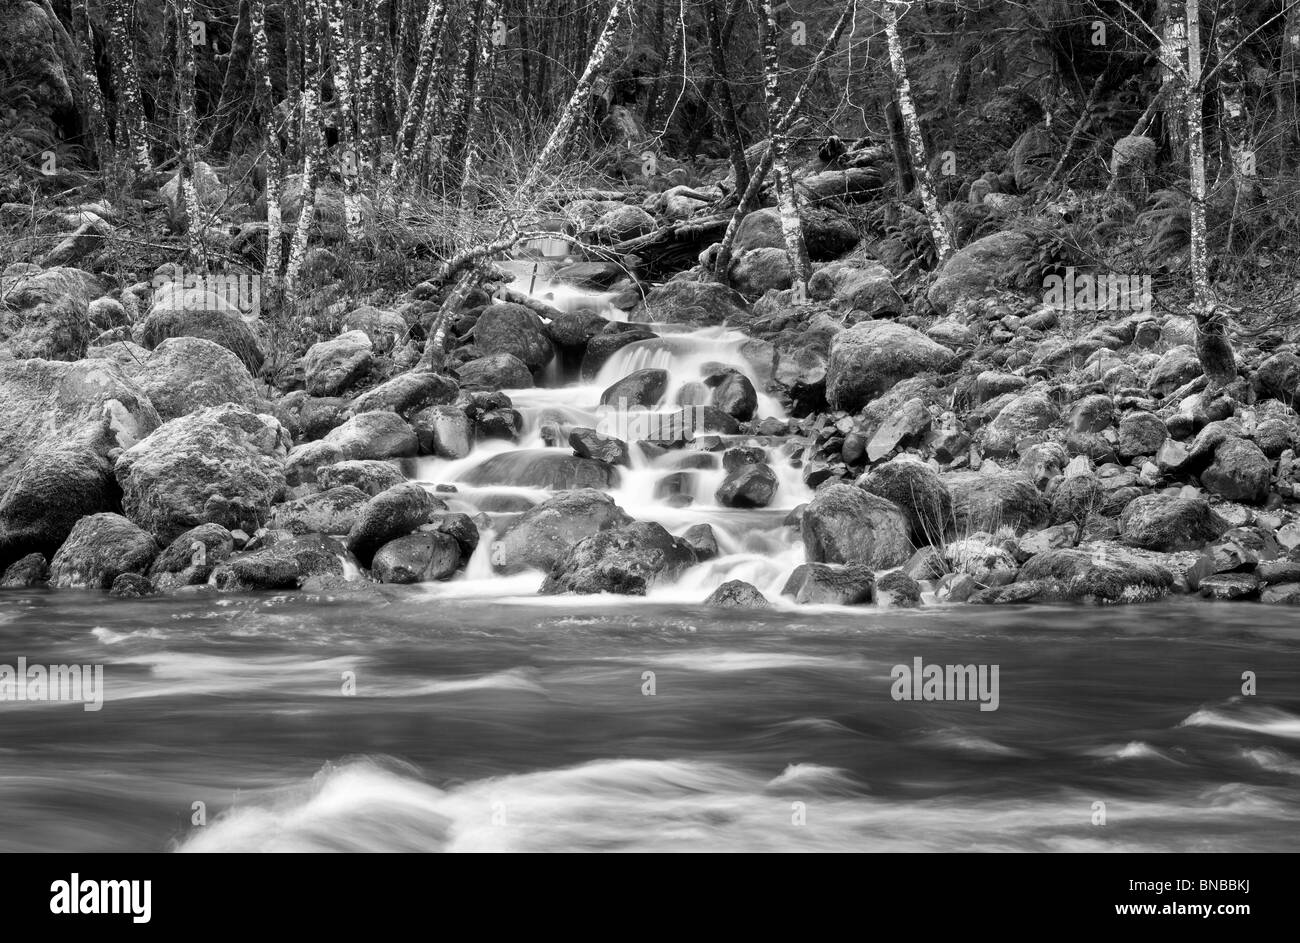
<box><xmin>732</xmin><ymin>206</ymin><xmax>859</xmax><ymax>261</ymax></box>
<box><xmin>729</xmin><ymin>247</ymin><xmax>793</xmax><ymax>296</ymax></box>
<box><xmin>707</xmin><ymin>370</ymin><xmax>758</xmax><ymax>422</ymax></box>
<box><xmin>541</xmin><ymin>521</ymin><xmax>696</xmax><ymax>595</ymax></box>
<box><xmin>463</xmin><ymin>450</ymin><xmax>619</xmax><ymax>490</ymax></box>
<box><xmin>410</xmin><ymin>405</ymin><xmax>473</xmax><ymax>458</ymax></box>
<box><xmin>632</xmin><ymin>280</ymin><xmax>749</xmax><ymax>326</ymax></box>
<box><xmin>471</xmin><ymin>303</ymin><xmax>554</xmax><ymax>374</ymax></box>
<box><xmin>1148</xmin><ymin>345</ymin><xmax>1201</xmax><ymax>396</ymax></box>
<box><xmin>781</xmin><ymin>562</ymin><xmax>875</xmax><ymax>605</ymax></box>
<box><xmin>808</xmin><ymin>260</ymin><xmax>905</xmax><ymax>317</ymax></box>
<box><xmin>303</xmin><ymin>330</ymin><xmax>373</xmax><ymax>396</ymax></box>
<box><xmin>315</xmin><ymin>460</ymin><xmax>405</xmax><ymax>496</ymax></box>
<box><xmin>350</xmin><ymin>371</ymin><xmax>459</xmax><ymax>417</ymax></box>
<box><xmin>147</xmin><ymin>522</ymin><xmax>236</xmax><ymax>592</ymax></box>
<box><xmin>716</xmin><ymin>463</ymin><xmax>778</xmax><ymax>508</ymax></box>
<box><xmin>137</xmin><ymin>282</ymin><xmax>264</xmax><ymax>373</ymax></box>
<box><xmin>0</xmin><ymin>1</ymin><xmax>75</xmax><ymax>109</ymax></box>
<box><xmin>947</xmin><ymin>470</ymin><xmax>1050</xmax><ymax>533</ymax></box>
<box><xmin>704</xmin><ymin>579</ymin><xmax>772</xmax><ymax>609</ymax></box>
<box><xmin>1201</xmin><ymin>437</ymin><xmax>1271</xmax><ymax>504</ymax></box>
<box><xmin>601</xmin><ymin>368</ymin><xmax>669</xmax><ymax>408</ymax></box>
<box><xmin>456</xmin><ymin>352</ymin><xmax>534</xmax><ymax>390</ymax></box>
<box><xmin>1016</xmin><ymin>546</ymin><xmax>1175</xmax><ymax>604</ymax></box>
<box><xmin>0</xmin><ymin>357</ymin><xmax>160</xmax><ymax>564</ymax></box>
<box><xmin>826</xmin><ymin>321</ymin><xmax>952</xmax><ymax>412</ymax></box>
<box><xmin>48</xmin><ymin>513</ymin><xmax>157</xmax><ymax>589</ymax></box>
<box><xmin>0</xmin><ymin>266</ymin><xmax>96</xmax><ymax>360</ymax></box>
<box><xmin>801</xmin><ymin>483</ymin><xmax>912</xmax><ymax>568</ymax></box>
<box><xmin>492</xmin><ymin>490</ymin><xmax>632</xmax><ymax>573</ymax></box>
<box><xmin>858</xmin><ymin>458</ymin><xmax>952</xmax><ymax>545</ymax></box>
<box><xmin>270</xmin><ymin>485</ymin><xmax>369</xmax><ymax>536</ymax></box>
<box><xmin>212</xmin><ymin>533</ymin><xmax>356</xmax><ymax>590</ymax></box>
<box><xmin>345</xmin><ymin>483</ymin><xmax>446</xmax><ymax>566</ymax></box>
<box><xmin>927</xmin><ymin>230</ymin><xmax>1037</xmax><ymax>313</ymax></box>
<box><xmin>114</xmin><ymin>404</ymin><xmax>291</xmax><ymax>543</ymax></box>
<box><xmin>129</xmin><ymin>336</ymin><xmax>261</xmax><ymax>420</ymax></box>
<box><xmin>372</xmin><ymin>532</ymin><xmax>461</xmax><ymax>583</ymax></box>
<box><xmin>321</xmin><ymin>411</ymin><xmax>418</xmax><ymax>461</ymax></box>
<box><xmin>1119</xmin><ymin>494</ymin><xmax>1229</xmax><ymax>551</ymax></box>
<box><xmin>984</xmin><ymin>392</ymin><xmax>1060</xmax><ymax>456</ymax></box>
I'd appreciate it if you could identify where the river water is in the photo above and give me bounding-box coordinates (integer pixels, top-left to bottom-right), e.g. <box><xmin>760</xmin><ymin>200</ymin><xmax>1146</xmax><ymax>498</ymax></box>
<box><xmin>1</xmin><ymin>267</ymin><xmax>1297</xmax><ymax>852</ymax></box>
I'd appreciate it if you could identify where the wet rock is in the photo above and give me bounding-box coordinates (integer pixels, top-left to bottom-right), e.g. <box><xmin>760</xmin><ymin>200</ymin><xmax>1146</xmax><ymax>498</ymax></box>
<box><xmin>421</xmin><ymin>512</ymin><xmax>480</xmax><ymax>559</ymax></box>
<box><xmin>471</xmin><ymin>303</ymin><xmax>555</xmax><ymax>375</ymax></box>
<box><xmin>1198</xmin><ymin>572</ymin><xmax>1260</xmax><ymax>600</ymax></box>
<box><xmin>704</xmin><ymin>580</ymin><xmax>772</xmax><ymax>609</ymax></box>
<box><xmin>1119</xmin><ymin>494</ymin><xmax>1229</xmax><ymax>551</ymax></box>
<box><xmin>493</xmin><ymin>490</ymin><xmax>632</xmax><ymax>573</ymax></box>
<box><xmin>0</xmin><ymin>553</ymin><xmax>48</xmax><ymax>587</ymax></box>
<box><xmin>1017</xmin><ymin>546</ymin><xmax>1174</xmax><ymax>603</ymax></box>
<box><xmin>303</xmin><ymin>330</ymin><xmax>373</xmax><ymax>396</ymax></box>
<box><xmin>114</xmin><ymin>404</ymin><xmax>290</xmax><ymax>543</ymax></box>
<box><xmin>600</xmin><ymin>368</ymin><xmax>668</xmax><ymax>408</ymax></box>
<box><xmin>1261</xmin><ymin>582</ymin><xmax>1300</xmax><ymax>605</ymax></box>
<box><xmin>826</xmin><ymin>321</ymin><xmax>952</xmax><ymax>412</ymax></box>
<box><xmin>345</xmin><ymin>482</ymin><xmax>447</xmax><ymax>566</ymax></box>
<box><xmin>456</xmin><ymin>352</ymin><xmax>534</xmax><ymax>390</ymax></box>
<box><xmin>148</xmin><ymin>522</ymin><xmax>235</xmax><ymax>591</ymax></box>
<box><xmin>109</xmin><ymin>573</ymin><xmax>158</xmax><ymax>598</ymax></box>
<box><xmin>682</xmin><ymin>523</ymin><xmax>719</xmax><ymax>560</ymax></box>
<box><xmin>780</xmin><ymin>562</ymin><xmax>874</xmax><ymax>605</ymax></box>
<box><xmin>801</xmin><ymin>483</ymin><xmax>912</xmax><ymax>568</ymax></box>
<box><xmin>410</xmin><ymin>405</ymin><xmax>473</xmax><ymax>459</ymax></box>
<box><xmin>541</xmin><ymin>521</ymin><xmax>696</xmax><ymax>595</ymax></box>
<box><xmin>315</xmin><ymin>460</ymin><xmax>405</xmax><ymax>496</ymax></box>
<box><xmin>463</xmin><ymin>450</ymin><xmax>618</xmax><ymax>490</ymax></box>
<box><xmin>707</xmin><ymin>371</ymin><xmax>758</xmax><ymax>422</ymax></box>
<box><xmin>48</xmin><ymin>513</ymin><xmax>158</xmax><ymax>589</ymax></box>
<box><xmin>632</xmin><ymin>280</ymin><xmax>749</xmax><ymax>326</ymax></box>
<box><xmin>569</xmin><ymin>427</ymin><xmax>631</xmax><ymax>466</ymax></box>
<box><xmin>372</xmin><ymin>532</ymin><xmax>462</xmax><ymax>583</ymax></box>
<box><xmin>581</xmin><ymin>329</ymin><xmax>658</xmax><ymax>379</ymax></box>
<box><xmin>212</xmin><ymin>534</ymin><xmax>355</xmax><ymax>590</ymax></box>
<box><xmin>716</xmin><ymin>463</ymin><xmax>778</xmax><ymax>508</ymax></box>
<box><xmin>942</xmin><ymin>537</ymin><xmax>1019</xmax><ymax>587</ymax></box>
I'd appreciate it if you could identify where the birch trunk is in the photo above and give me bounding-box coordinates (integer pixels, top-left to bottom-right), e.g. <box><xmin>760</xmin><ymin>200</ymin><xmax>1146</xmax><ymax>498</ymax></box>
<box><xmin>711</xmin><ymin>0</ymin><xmax>857</xmax><ymax>280</ymax></box>
<box><xmin>327</xmin><ymin>0</ymin><xmax>362</xmax><ymax>239</ymax></box>
<box><xmin>1160</xmin><ymin>0</ymin><xmax>1189</xmax><ymax>152</ymax></box>
<box><xmin>389</xmin><ymin>0</ymin><xmax>448</xmax><ymax>185</ymax></box>
<box><xmin>175</xmin><ymin>0</ymin><xmax>204</xmax><ymax>262</ymax></box>
<box><xmin>456</xmin><ymin>0</ymin><xmax>499</xmax><ymax>205</ymax></box>
<box><xmin>521</xmin><ymin>0</ymin><xmax>626</xmax><ymax>195</ymax></box>
<box><xmin>209</xmin><ymin>0</ymin><xmax>252</xmax><ymax>151</ymax></box>
<box><xmin>285</xmin><ymin>0</ymin><xmax>326</xmax><ymax>302</ymax></box>
<box><xmin>72</xmin><ymin>0</ymin><xmax>113</xmax><ymax>165</ymax></box>
<box><xmin>760</xmin><ymin>0</ymin><xmax>811</xmax><ymax>286</ymax></box>
<box><xmin>1212</xmin><ymin>7</ymin><xmax>1254</xmax><ymax>201</ymax></box>
<box><xmin>881</xmin><ymin>0</ymin><xmax>952</xmax><ymax>261</ymax></box>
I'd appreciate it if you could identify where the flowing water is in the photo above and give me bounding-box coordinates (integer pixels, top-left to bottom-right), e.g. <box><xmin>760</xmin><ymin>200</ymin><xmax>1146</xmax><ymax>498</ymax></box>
<box><xmin>1</xmin><ymin>267</ymin><xmax>1297</xmax><ymax>852</ymax></box>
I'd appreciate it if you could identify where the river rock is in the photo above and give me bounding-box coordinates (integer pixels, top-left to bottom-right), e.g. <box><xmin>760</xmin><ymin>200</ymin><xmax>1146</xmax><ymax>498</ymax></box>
<box><xmin>48</xmin><ymin>513</ymin><xmax>158</xmax><ymax>589</ymax></box>
<box><xmin>808</xmin><ymin>260</ymin><xmax>905</xmax><ymax>317</ymax></box>
<box><xmin>984</xmin><ymin>392</ymin><xmax>1059</xmax><ymax>456</ymax></box>
<box><xmin>781</xmin><ymin>562</ymin><xmax>875</xmax><ymax>605</ymax></box>
<box><xmin>1201</xmin><ymin>437</ymin><xmax>1271</xmax><ymax>504</ymax></box>
<box><xmin>315</xmin><ymin>460</ymin><xmax>405</xmax><ymax>496</ymax></box>
<box><xmin>682</xmin><ymin>523</ymin><xmax>719</xmax><ymax>560</ymax></box>
<box><xmin>947</xmin><ymin>470</ymin><xmax>1050</xmax><ymax>532</ymax></box>
<box><xmin>1119</xmin><ymin>494</ymin><xmax>1229</xmax><ymax>551</ymax></box>
<box><xmin>372</xmin><ymin>532</ymin><xmax>462</xmax><ymax>583</ymax></box>
<box><xmin>541</xmin><ymin>521</ymin><xmax>696</xmax><ymax>595</ymax></box>
<box><xmin>321</xmin><ymin>410</ymin><xmax>418</xmax><ymax>461</ymax></box>
<box><xmin>632</xmin><ymin>280</ymin><xmax>749</xmax><ymax>326</ymax></box>
<box><xmin>114</xmin><ymin>404</ymin><xmax>291</xmax><ymax>543</ymax></box>
<box><xmin>600</xmin><ymin>368</ymin><xmax>668</xmax><ymax>408</ymax></box>
<box><xmin>569</xmin><ymin>428</ymin><xmax>631</xmax><ymax>466</ymax></box>
<box><xmin>707</xmin><ymin>371</ymin><xmax>757</xmax><ymax>422</ymax></box>
<box><xmin>345</xmin><ymin>482</ymin><xmax>447</xmax><ymax>566</ymax></box>
<box><xmin>137</xmin><ymin>282</ymin><xmax>264</xmax><ymax>373</ymax></box>
<box><xmin>130</xmin><ymin>336</ymin><xmax>262</xmax><ymax>420</ymax></box>
<box><xmin>148</xmin><ymin>522</ymin><xmax>236</xmax><ymax>591</ymax></box>
<box><xmin>350</xmin><ymin>371</ymin><xmax>459</xmax><ymax>418</ymax></box>
<box><xmin>1016</xmin><ymin>546</ymin><xmax>1174</xmax><ymax>604</ymax></box>
<box><xmin>472</xmin><ymin>303</ymin><xmax>554</xmax><ymax>374</ymax></box>
<box><xmin>581</xmin><ymin>329</ymin><xmax>658</xmax><ymax>379</ymax></box>
<box><xmin>212</xmin><ymin>534</ymin><xmax>354</xmax><ymax>590</ymax></box>
<box><xmin>456</xmin><ymin>352</ymin><xmax>534</xmax><ymax>390</ymax></box>
<box><xmin>463</xmin><ymin>450</ymin><xmax>618</xmax><ymax>490</ymax></box>
<box><xmin>704</xmin><ymin>579</ymin><xmax>772</xmax><ymax>609</ymax></box>
<box><xmin>492</xmin><ymin>490</ymin><xmax>632</xmax><ymax>573</ymax></box>
<box><xmin>858</xmin><ymin>458</ymin><xmax>952</xmax><ymax>545</ymax></box>
<box><xmin>801</xmin><ymin>483</ymin><xmax>912</xmax><ymax>568</ymax></box>
<box><xmin>410</xmin><ymin>405</ymin><xmax>473</xmax><ymax>458</ymax></box>
<box><xmin>303</xmin><ymin>330</ymin><xmax>373</xmax><ymax>395</ymax></box>
<box><xmin>875</xmin><ymin>570</ymin><xmax>922</xmax><ymax>608</ymax></box>
<box><xmin>826</xmin><ymin>321</ymin><xmax>952</xmax><ymax>412</ymax></box>
<box><xmin>1117</xmin><ymin>410</ymin><xmax>1168</xmax><ymax>459</ymax></box>
<box><xmin>0</xmin><ymin>266</ymin><xmax>96</xmax><ymax>360</ymax></box>
<box><xmin>1</xmin><ymin>553</ymin><xmax>49</xmax><ymax>587</ymax></box>
<box><xmin>716</xmin><ymin>463</ymin><xmax>778</xmax><ymax>508</ymax></box>
<box><xmin>270</xmin><ymin>485</ymin><xmax>369</xmax><ymax>536</ymax></box>
<box><xmin>927</xmin><ymin>230</ymin><xmax>1037</xmax><ymax>313</ymax></box>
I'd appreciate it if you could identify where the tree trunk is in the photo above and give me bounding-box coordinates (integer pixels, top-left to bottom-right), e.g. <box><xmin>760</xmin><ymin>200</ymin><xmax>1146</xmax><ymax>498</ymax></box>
<box><xmin>760</xmin><ymin>0</ymin><xmax>811</xmax><ymax>287</ymax></box>
<box><xmin>285</xmin><ymin>0</ymin><xmax>326</xmax><ymax>302</ymax></box>
<box><xmin>175</xmin><ymin>0</ymin><xmax>204</xmax><ymax>262</ymax></box>
<box><xmin>253</xmin><ymin>0</ymin><xmax>284</xmax><ymax>306</ymax></box>
<box><xmin>389</xmin><ymin>0</ymin><xmax>448</xmax><ymax>185</ymax></box>
<box><xmin>647</xmin><ymin>0</ymin><xmax>684</xmax><ymax>130</ymax></box>
<box><xmin>72</xmin><ymin>0</ymin><xmax>113</xmax><ymax>166</ymax></box>
<box><xmin>1213</xmin><ymin>6</ymin><xmax>1254</xmax><ymax>201</ymax></box>
<box><xmin>1160</xmin><ymin>0</ymin><xmax>1189</xmax><ymax>152</ymax></box>
<box><xmin>107</xmin><ymin>0</ymin><xmax>151</xmax><ymax>171</ymax></box>
<box><xmin>521</xmin><ymin>0</ymin><xmax>626</xmax><ymax>195</ymax></box>
<box><xmin>327</xmin><ymin>0</ymin><xmax>362</xmax><ymax>239</ymax></box>
<box><xmin>209</xmin><ymin>0</ymin><xmax>252</xmax><ymax>152</ymax></box>
<box><xmin>705</xmin><ymin>0</ymin><xmax>749</xmax><ymax>195</ymax></box>
<box><xmin>881</xmin><ymin>0</ymin><xmax>952</xmax><ymax>260</ymax></box>
<box><xmin>456</xmin><ymin>0</ymin><xmax>499</xmax><ymax>205</ymax></box>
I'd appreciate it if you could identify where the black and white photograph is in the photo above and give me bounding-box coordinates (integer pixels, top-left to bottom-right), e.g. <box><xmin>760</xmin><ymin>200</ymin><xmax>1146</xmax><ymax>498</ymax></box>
<box><xmin>0</xmin><ymin>0</ymin><xmax>1295</xmax><ymax>881</ymax></box>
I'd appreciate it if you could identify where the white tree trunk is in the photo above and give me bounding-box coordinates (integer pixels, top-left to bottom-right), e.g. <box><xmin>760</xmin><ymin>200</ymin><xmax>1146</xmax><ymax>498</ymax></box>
<box><xmin>881</xmin><ymin>0</ymin><xmax>952</xmax><ymax>261</ymax></box>
<box><xmin>252</xmin><ymin>0</ymin><xmax>284</xmax><ymax>300</ymax></box>
<box><xmin>521</xmin><ymin>0</ymin><xmax>627</xmax><ymax>195</ymax></box>
<box><xmin>175</xmin><ymin>0</ymin><xmax>204</xmax><ymax>262</ymax></box>
<box><xmin>1160</xmin><ymin>0</ymin><xmax>1189</xmax><ymax>152</ymax></box>
<box><xmin>107</xmin><ymin>0</ymin><xmax>150</xmax><ymax>171</ymax></box>
<box><xmin>285</xmin><ymin>0</ymin><xmax>326</xmax><ymax>302</ymax></box>
<box><xmin>1184</xmin><ymin>0</ymin><xmax>1209</xmax><ymax>307</ymax></box>
<box><xmin>760</xmin><ymin>0</ymin><xmax>811</xmax><ymax>286</ymax></box>
<box><xmin>327</xmin><ymin>0</ymin><xmax>363</xmax><ymax>239</ymax></box>
<box><xmin>389</xmin><ymin>0</ymin><xmax>448</xmax><ymax>185</ymax></box>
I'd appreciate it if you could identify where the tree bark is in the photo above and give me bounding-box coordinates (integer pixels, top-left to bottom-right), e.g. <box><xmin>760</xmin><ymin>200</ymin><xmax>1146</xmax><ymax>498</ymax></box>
<box><xmin>175</xmin><ymin>0</ymin><xmax>204</xmax><ymax>262</ymax></box>
<box><xmin>327</xmin><ymin>0</ymin><xmax>362</xmax><ymax>239</ymax></box>
<box><xmin>253</xmin><ymin>0</ymin><xmax>284</xmax><ymax>306</ymax></box>
<box><xmin>107</xmin><ymin>0</ymin><xmax>151</xmax><ymax>171</ymax></box>
<box><xmin>881</xmin><ymin>0</ymin><xmax>952</xmax><ymax>260</ymax></box>
<box><xmin>760</xmin><ymin>0</ymin><xmax>811</xmax><ymax>286</ymax></box>
<box><xmin>705</xmin><ymin>0</ymin><xmax>749</xmax><ymax>194</ymax></box>
<box><xmin>285</xmin><ymin>0</ymin><xmax>327</xmax><ymax>302</ymax></box>
<box><xmin>389</xmin><ymin>0</ymin><xmax>448</xmax><ymax>185</ymax></box>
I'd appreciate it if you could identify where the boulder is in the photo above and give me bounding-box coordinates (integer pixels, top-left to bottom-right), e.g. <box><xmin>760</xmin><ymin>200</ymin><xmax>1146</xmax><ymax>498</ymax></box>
<box><xmin>345</xmin><ymin>483</ymin><xmax>447</xmax><ymax>565</ymax></box>
<box><xmin>808</xmin><ymin>260</ymin><xmax>904</xmax><ymax>317</ymax></box>
<box><xmin>410</xmin><ymin>405</ymin><xmax>473</xmax><ymax>458</ymax></box>
<box><xmin>130</xmin><ymin>336</ymin><xmax>261</xmax><ymax>420</ymax></box>
<box><xmin>148</xmin><ymin>522</ymin><xmax>236</xmax><ymax>591</ymax></box>
<box><xmin>350</xmin><ymin>371</ymin><xmax>459</xmax><ymax>417</ymax></box>
<box><xmin>716</xmin><ymin>463</ymin><xmax>778</xmax><ymax>508</ymax></box>
<box><xmin>212</xmin><ymin>533</ymin><xmax>355</xmax><ymax>590</ymax></box>
<box><xmin>826</xmin><ymin>321</ymin><xmax>952</xmax><ymax>412</ymax></box>
<box><xmin>541</xmin><ymin>521</ymin><xmax>696</xmax><ymax>595</ymax></box>
<box><xmin>456</xmin><ymin>352</ymin><xmax>534</xmax><ymax>390</ymax></box>
<box><xmin>113</xmin><ymin>404</ymin><xmax>290</xmax><ymax>543</ymax></box>
<box><xmin>704</xmin><ymin>579</ymin><xmax>772</xmax><ymax>609</ymax></box>
<box><xmin>1201</xmin><ymin>437</ymin><xmax>1271</xmax><ymax>504</ymax></box>
<box><xmin>303</xmin><ymin>330</ymin><xmax>373</xmax><ymax>396</ymax></box>
<box><xmin>1017</xmin><ymin>546</ymin><xmax>1174</xmax><ymax>604</ymax></box>
<box><xmin>781</xmin><ymin>562</ymin><xmax>875</xmax><ymax>605</ymax></box>
<box><xmin>48</xmin><ymin>513</ymin><xmax>157</xmax><ymax>589</ymax></box>
<box><xmin>321</xmin><ymin>410</ymin><xmax>418</xmax><ymax>461</ymax></box>
<box><xmin>858</xmin><ymin>458</ymin><xmax>952</xmax><ymax>545</ymax></box>
<box><xmin>1</xmin><ymin>552</ymin><xmax>49</xmax><ymax>587</ymax></box>
<box><xmin>472</xmin><ymin>303</ymin><xmax>555</xmax><ymax>374</ymax></box>
<box><xmin>600</xmin><ymin>368</ymin><xmax>669</xmax><ymax>408</ymax></box>
<box><xmin>984</xmin><ymin>392</ymin><xmax>1059</xmax><ymax>456</ymax></box>
<box><xmin>137</xmin><ymin>282</ymin><xmax>264</xmax><ymax>373</ymax></box>
<box><xmin>314</xmin><ymin>460</ymin><xmax>405</xmax><ymax>496</ymax></box>
<box><xmin>1119</xmin><ymin>494</ymin><xmax>1229</xmax><ymax>551</ymax></box>
<box><xmin>492</xmin><ymin>490</ymin><xmax>632</xmax><ymax>573</ymax></box>
<box><xmin>801</xmin><ymin>483</ymin><xmax>912</xmax><ymax>568</ymax></box>
<box><xmin>372</xmin><ymin>533</ymin><xmax>462</xmax><ymax>583</ymax></box>
<box><xmin>0</xmin><ymin>265</ymin><xmax>95</xmax><ymax>360</ymax></box>
<box><xmin>632</xmin><ymin>280</ymin><xmax>749</xmax><ymax>326</ymax></box>
<box><xmin>463</xmin><ymin>450</ymin><xmax>619</xmax><ymax>490</ymax></box>
<box><xmin>270</xmin><ymin>485</ymin><xmax>369</xmax><ymax>536</ymax></box>
<box><xmin>947</xmin><ymin>470</ymin><xmax>1050</xmax><ymax>533</ymax></box>
<box><xmin>927</xmin><ymin>230</ymin><xmax>1037</xmax><ymax>313</ymax></box>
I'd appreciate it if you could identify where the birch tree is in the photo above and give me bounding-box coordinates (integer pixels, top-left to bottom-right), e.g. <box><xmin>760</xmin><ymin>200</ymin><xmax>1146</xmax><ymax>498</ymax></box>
<box><xmin>252</xmin><ymin>0</ymin><xmax>285</xmax><ymax>307</ymax></box>
<box><xmin>107</xmin><ymin>0</ymin><xmax>151</xmax><ymax>171</ymax></box>
<box><xmin>72</xmin><ymin>0</ymin><xmax>113</xmax><ymax>165</ymax></box>
<box><xmin>1212</xmin><ymin>7</ymin><xmax>1254</xmax><ymax>201</ymax></box>
<box><xmin>760</xmin><ymin>0</ymin><xmax>811</xmax><ymax>287</ymax></box>
<box><xmin>520</xmin><ymin>0</ymin><xmax>627</xmax><ymax>195</ymax></box>
<box><xmin>285</xmin><ymin>0</ymin><xmax>327</xmax><ymax>301</ymax></box>
<box><xmin>880</xmin><ymin>0</ymin><xmax>952</xmax><ymax>261</ymax></box>
<box><xmin>390</xmin><ymin>0</ymin><xmax>448</xmax><ymax>186</ymax></box>
<box><xmin>175</xmin><ymin>0</ymin><xmax>204</xmax><ymax>262</ymax></box>
<box><xmin>327</xmin><ymin>0</ymin><xmax>363</xmax><ymax>239</ymax></box>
